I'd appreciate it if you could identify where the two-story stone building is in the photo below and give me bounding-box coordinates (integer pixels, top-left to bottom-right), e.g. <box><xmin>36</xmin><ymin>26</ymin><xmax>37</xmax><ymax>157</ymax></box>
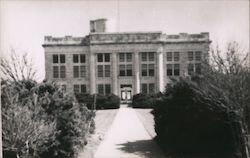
<box><xmin>43</xmin><ymin>18</ymin><xmax>211</xmax><ymax>102</ymax></box>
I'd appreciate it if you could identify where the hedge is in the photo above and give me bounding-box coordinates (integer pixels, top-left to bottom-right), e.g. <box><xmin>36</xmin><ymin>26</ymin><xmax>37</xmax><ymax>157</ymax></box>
<box><xmin>152</xmin><ymin>79</ymin><xmax>244</xmax><ymax>157</ymax></box>
<box><xmin>132</xmin><ymin>93</ymin><xmax>163</xmax><ymax>108</ymax></box>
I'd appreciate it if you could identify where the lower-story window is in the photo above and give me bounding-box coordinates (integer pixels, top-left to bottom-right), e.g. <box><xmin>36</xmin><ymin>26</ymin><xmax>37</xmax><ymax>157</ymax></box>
<box><xmin>74</xmin><ymin>84</ymin><xmax>87</xmax><ymax>93</ymax></box>
<box><xmin>141</xmin><ymin>83</ymin><xmax>155</xmax><ymax>94</ymax></box>
<box><xmin>98</xmin><ymin>84</ymin><xmax>111</xmax><ymax>95</ymax></box>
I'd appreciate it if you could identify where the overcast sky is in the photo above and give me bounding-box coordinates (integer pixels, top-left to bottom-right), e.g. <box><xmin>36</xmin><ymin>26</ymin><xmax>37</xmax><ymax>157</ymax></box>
<box><xmin>0</xmin><ymin>0</ymin><xmax>249</xmax><ymax>81</ymax></box>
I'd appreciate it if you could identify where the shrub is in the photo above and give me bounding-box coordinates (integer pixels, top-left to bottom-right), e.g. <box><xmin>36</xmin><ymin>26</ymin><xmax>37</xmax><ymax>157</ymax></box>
<box><xmin>75</xmin><ymin>93</ymin><xmax>120</xmax><ymax>109</ymax></box>
<box><xmin>152</xmin><ymin>79</ymin><xmax>243</xmax><ymax>157</ymax></box>
<box><xmin>132</xmin><ymin>93</ymin><xmax>162</xmax><ymax>108</ymax></box>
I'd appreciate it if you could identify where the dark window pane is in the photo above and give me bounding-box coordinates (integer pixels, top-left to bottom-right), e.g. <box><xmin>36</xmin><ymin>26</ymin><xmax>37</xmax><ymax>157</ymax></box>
<box><xmin>60</xmin><ymin>66</ymin><xmax>66</xmax><ymax>78</ymax></box>
<box><xmin>167</xmin><ymin>64</ymin><xmax>172</xmax><ymax>76</ymax></box>
<box><xmin>167</xmin><ymin>52</ymin><xmax>172</xmax><ymax>61</ymax></box>
<box><xmin>141</xmin><ymin>52</ymin><xmax>147</xmax><ymax>61</ymax></box>
<box><xmin>149</xmin><ymin>83</ymin><xmax>155</xmax><ymax>94</ymax></box>
<box><xmin>126</xmin><ymin>64</ymin><xmax>132</xmax><ymax>76</ymax></box>
<box><xmin>105</xmin><ymin>65</ymin><xmax>110</xmax><ymax>77</ymax></box>
<box><xmin>104</xmin><ymin>54</ymin><xmax>110</xmax><ymax>62</ymax></box>
<box><xmin>74</xmin><ymin>85</ymin><xmax>80</xmax><ymax>93</ymax></box>
<box><xmin>141</xmin><ymin>84</ymin><xmax>147</xmax><ymax>94</ymax></box>
<box><xmin>141</xmin><ymin>64</ymin><xmax>147</xmax><ymax>76</ymax></box>
<box><xmin>119</xmin><ymin>65</ymin><xmax>125</xmax><ymax>76</ymax></box>
<box><xmin>73</xmin><ymin>54</ymin><xmax>79</xmax><ymax>63</ymax></box>
<box><xmin>195</xmin><ymin>63</ymin><xmax>201</xmax><ymax>74</ymax></box>
<box><xmin>98</xmin><ymin>84</ymin><xmax>104</xmax><ymax>95</ymax></box>
<box><xmin>119</xmin><ymin>53</ymin><xmax>125</xmax><ymax>62</ymax></box>
<box><xmin>97</xmin><ymin>54</ymin><xmax>103</xmax><ymax>62</ymax></box>
<box><xmin>188</xmin><ymin>51</ymin><xmax>194</xmax><ymax>61</ymax></box>
<box><xmin>62</xmin><ymin>85</ymin><xmax>66</xmax><ymax>91</ymax></box>
<box><xmin>53</xmin><ymin>66</ymin><xmax>59</xmax><ymax>78</ymax></box>
<box><xmin>174</xmin><ymin>52</ymin><xmax>179</xmax><ymax>61</ymax></box>
<box><xmin>127</xmin><ymin>53</ymin><xmax>132</xmax><ymax>62</ymax></box>
<box><xmin>195</xmin><ymin>51</ymin><xmax>202</xmax><ymax>61</ymax></box>
<box><xmin>60</xmin><ymin>55</ymin><xmax>65</xmax><ymax>63</ymax></box>
<box><xmin>53</xmin><ymin>55</ymin><xmax>58</xmax><ymax>63</ymax></box>
<box><xmin>73</xmin><ymin>66</ymin><xmax>79</xmax><ymax>78</ymax></box>
<box><xmin>188</xmin><ymin>64</ymin><xmax>194</xmax><ymax>75</ymax></box>
<box><xmin>148</xmin><ymin>52</ymin><xmax>155</xmax><ymax>61</ymax></box>
<box><xmin>148</xmin><ymin>64</ymin><xmax>154</xmax><ymax>76</ymax></box>
<box><xmin>105</xmin><ymin>84</ymin><xmax>111</xmax><ymax>95</ymax></box>
<box><xmin>97</xmin><ymin>65</ymin><xmax>103</xmax><ymax>77</ymax></box>
<box><xmin>80</xmin><ymin>54</ymin><xmax>85</xmax><ymax>63</ymax></box>
<box><xmin>81</xmin><ymin>85</ymin><xmax>87</xmax><ymax>93</ymax></box>
<box><xmin>80</xmin><ymin>65</ymin><xmax>86</xmax><ymax>77</ymax></box>
<box><xmin>174</xmin><ymin>64</ymin><xmax>180</xmax><ymax>76</ymax></box>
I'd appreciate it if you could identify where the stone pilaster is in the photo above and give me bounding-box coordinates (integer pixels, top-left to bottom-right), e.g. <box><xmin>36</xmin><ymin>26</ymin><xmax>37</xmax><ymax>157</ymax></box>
<box><xmin>112</xmin><ymin>53</ymin><xmax>118</xmax><ymax>95</ymax></box>
<box><xmin>89</xmin><ymin>52</ymin><xmax>96</xmax><ymax>94</ymax></box>
<box><xmin>157</xmin><ymin>46</ymin><xmax>164</xmax><ymax>92</ymax></box>
<box><xmin>134</xmin><ymin>52</ymin><xmax>140</xmax><ymax>94</ymax></box>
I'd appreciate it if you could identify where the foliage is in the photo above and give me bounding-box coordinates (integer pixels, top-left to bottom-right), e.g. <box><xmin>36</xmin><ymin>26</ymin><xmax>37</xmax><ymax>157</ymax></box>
<box><xmin>152</xmin><ymin>79</ymin><xmax>243</xmax><ymax>157</ymax></box>
<box><xmin>75</xmin><ymin>93</ymin><xmax>120</xmax><ymax>109</ymax></box>
<box><xmin>132</xmin><ymin>93</ymin><xmax>163</xmax><ymax>108</ymax></box>
<box><xmin>1</xmin><ymin>80</ymin><xmax>95</xmax><ymax>158</ymax></box>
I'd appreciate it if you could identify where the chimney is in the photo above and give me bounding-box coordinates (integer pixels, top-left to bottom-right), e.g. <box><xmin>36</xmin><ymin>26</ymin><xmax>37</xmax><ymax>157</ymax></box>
<box><xmin>90</xmin><ymin>18</ymin><xmax>107</xmax><ymax>33</ymax></box>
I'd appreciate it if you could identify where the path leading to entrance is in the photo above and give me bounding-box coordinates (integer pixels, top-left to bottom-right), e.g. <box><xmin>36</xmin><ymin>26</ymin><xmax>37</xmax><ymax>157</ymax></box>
<box><xmin>94</xmin><ymin>106</ymin><xmax>166</xmax><ymax>158</ymax></box>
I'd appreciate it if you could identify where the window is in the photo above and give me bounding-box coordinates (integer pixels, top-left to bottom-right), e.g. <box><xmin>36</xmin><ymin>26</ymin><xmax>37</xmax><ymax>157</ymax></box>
<box><xmin>74</xmin><ymin>84</ymin><xmax>87</xmax><ymax>93</ymax></box>
<box><xmin>73</xmin><ymin>66</ymin><xmax>79</xmax><ymax>78</ymax></box>
<box><xmin>141</xmin><ymin>52</ymin><xmax>147</xmax><ymax>61</ymax></box>
<box><xmin>188</xmin><ymin>63</ymin><xmax>194</xmax><ymax>75</ymax></box>
<box><xmin>53</xmin><ymin>66</ymin><xmax>59</xmax><ymax>78</ymax></box>
<box><xmin>127</xmin><ymin>53</ymin><xmax>132</xmax><ymax>62</ymax></box>
<box><xmin>148</xmin><ymin>64</ymin><xmax>154</xmax><ymax>76</ymax></box>
<box><xmin>60</xmin><ymin>55</ymin><xmax>65</xmax><ymax>63</ymax></box>
<box><xmin>195</xmin><ymin>63</ymin><xmax>201</xmax><ymax>74</ymax></box>
<box><xmin>167</xmin><ymin>64</ymin><xmax>172</xmax><ymax>76</ymax></box>
<box><xmin>119</xmin><ymin>64</ymin><xmax>132</xmax><ymax>76</ymax></box>
<box><xmin>98</xmin><ymin>84</ymin><xmax>104</xmax><ymax>95</ymax></box>
<box><xmin>148</xmin><ymin>52</ymin><xmax>155</xmax><ymax>61</ymax></box>
<box><xmin>188</xmin><ymin>51</ymin><xmax>194</xmax><ymax>61</ymax></box>
<box><xmin>174</xmin><ymin>64</ymin><xmax>180</xmax><ymax>76</ymax></box>
<box><xmin>80</xmin><ymin>65</ymin><xmax>86</xmax><ymax>77</ymax></box>
<box><xmin>97</xmin><ymin>65</ymin><xmax>103</xmax><ymax>77</ymax></box>
<box><xmin>97</xmin><ymin>54</ymin><xmax>103</xmax><ymax>62</ymax></box>
<box><xmin>73</xmin><ymin>54</ymin><xmax>79</xmax><ymax>63</ymax></box>
<box><xmin>141</xmin><ymin>84</ymin><xmax>147</xmax><ymax>93</ymax></box>
<box><xmin>141</xmin><ymin>64</ymin><xmax>147</xmax><ymax>76</ymax></box>
<box><xmin>174</xmin><ymin>52</ymin><xmax>180</xmax><ymax>61</ymax></box>
<box><xmin>104</xmin><ymin>54</ymin><xmax>110</xmax><ymax>62</ymax></box>
<box><xmin>119</xmin><ymin>65</ymin><xmax>126</xmax><ymax>76</ymax></box>
<box><xmin>141</xmin><ymin>83</ymin><xmax>155</xmax><ymax>94</ymax></box>
<box><xmin>98</xmin><ymin>84</ymin><xmax>111</xmax><ymax>95</ymax></box>
<box><xmin>104</xmin><ymin>65</ymin><xmax>110</xmax><ymax>77</ymax></box>
<box><xmin>195</xmin><ymin>51</ymin><xmax>202</xmax><ymax>61</ymax></box>
<box><xmin>119</xmin><ymin>53</ymin><xmax>125</xmax><ymax>62</ymax></box>
<box><xmin>149</xmin><ymin>83</ymin><xmax>155</xmax><ymax>94</ymax></box>
<box><xmin>73</xmin><ymin>54</ymin><xmax>85</xmax><ymax>63</ymax></box>
<box><xmin>62</xmin><ymin>85</ymin><xmax>67</xmax><ymax>91</ymax></box>
<box><xmin>60</xmin><ymin>66</ymin><xmax>66</xmax><ymax>78</ymax></box>
<box><xmin>80</xmin><ymin>54</ymin><xmax>85</xmax><ymax>63</ymax></box>
<box><xmin>167</xmin><ymin>52</ymin><xmax>172</xmax><ymax>61</ymax></box>
<box><xmin>53</xmin><ymin>54</ymin><xmax>65</xmax><ymax>63</ymax></box>
<box><xmin>53</xmin><ymin>55</ymin><xmax>58</xmax><ymax>63</ymax></box>
<box><xmin>141</xmin><ymin>52</ymin><xmax>155</xmax><ymax>61</ymax></box>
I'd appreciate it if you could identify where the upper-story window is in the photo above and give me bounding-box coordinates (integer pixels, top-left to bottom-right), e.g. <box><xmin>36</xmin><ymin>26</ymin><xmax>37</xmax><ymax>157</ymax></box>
<box><xmin>174</xmin><ymin>52</ymin><xmax>180</xmax><ymax>61</ymax></box>
<box><xmin>188</xmin><ymin>51</ymin><xmax>194</xmax><ymax>61</ymax></box>
<box><xmin>119</xmin><ymin>53</ymin><xmax>132</xmax><ymax>62</ymax></box>
<box><xmin>52</xmin><ymin>54</ymin><xmax>66</xmax><ymax>79</ymax></box>
<box><xmin>73</xmin><ymin>54</ymin><xmax>86</xmax><ymax>78</ymax></box>
<box><xmin>97</xmin><ymin>53</ymin><xmax>110</xmax><ymax>62</ymax></box>
<box><xmin>119</xmin><ymin>64</ymin><xmax>132</xmax><ymax>76</ymax></box>
<box><xmin>195</xmin><ymin>51</ymin><xmax>202</xmax><ymax>61</ymax></box>
<box><xmin>141</xmin><ymin>52</ymin><xmax>155</xmax><ymax>61</ymax></box>
<box><xmin>53</xmin><ymin>54</ymin><xmax>65</xmax><ymax>63</ymax></box>
<box><xmin>167</xmin><ymin>52</ymin><xmax>172</xmax><ymax>61</ymax></box>
<box><xmin>141</xmin><ymin>64</ymin><xmax>154</xmax><ymax>76</ymax></box>
<box><xmin>166</xmin><ymin>64</ymin><xmax>180</xmax><ymax>76</ymax></box>
<box><xmin>167</xmin><ymin>52</ymin><xmax>180</xmax><ymax>61</ymax></box>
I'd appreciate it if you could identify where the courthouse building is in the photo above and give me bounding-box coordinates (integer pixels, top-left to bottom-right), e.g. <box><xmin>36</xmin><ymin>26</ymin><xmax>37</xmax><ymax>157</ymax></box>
<box><xmin>43</xmin><ymin>19</ymin><xmax>211</xmax><ymax>102</ymax></box>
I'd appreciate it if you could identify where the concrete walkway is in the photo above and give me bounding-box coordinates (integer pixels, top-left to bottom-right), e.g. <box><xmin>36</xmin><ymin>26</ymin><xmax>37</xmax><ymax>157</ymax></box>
<box><xmin>94</xmin><ymin>106</ymin><xmax>166</xmax><ymax>158</ymax></box>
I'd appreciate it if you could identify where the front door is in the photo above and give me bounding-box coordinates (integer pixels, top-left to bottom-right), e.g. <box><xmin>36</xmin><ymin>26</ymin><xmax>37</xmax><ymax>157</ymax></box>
<box><xmin>120</xmin><ymin>85</ymin><xmax>132</xmax><ymax>103</ymax></box>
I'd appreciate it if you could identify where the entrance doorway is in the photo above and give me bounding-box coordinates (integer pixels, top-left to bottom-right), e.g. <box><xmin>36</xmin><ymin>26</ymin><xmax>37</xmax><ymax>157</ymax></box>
<box><xmin>120</xmin><ymin>85</ymin><xmax>132</xmax><ymax>103</ymax></box>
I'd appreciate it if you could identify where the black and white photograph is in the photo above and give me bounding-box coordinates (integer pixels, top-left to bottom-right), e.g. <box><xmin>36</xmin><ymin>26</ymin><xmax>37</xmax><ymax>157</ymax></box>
<box><xmin>0</xmin><ymin>0</ymin><xmax>249</xmax><ymax>158</ymax></box>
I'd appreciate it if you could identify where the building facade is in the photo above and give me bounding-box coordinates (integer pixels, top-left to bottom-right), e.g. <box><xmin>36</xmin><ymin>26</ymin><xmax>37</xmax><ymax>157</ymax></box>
<box><xmin>43</xmin><ymin>19</ymin><xmax>211</xmax><ymax>102</ymax></box>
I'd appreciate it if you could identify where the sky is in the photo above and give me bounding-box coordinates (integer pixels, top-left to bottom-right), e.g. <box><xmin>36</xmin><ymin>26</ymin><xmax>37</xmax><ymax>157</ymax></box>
<box><xmin>0</xmin><ymin>0</ymin><xmax>249</xmax><ymax>81</ymax></box>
